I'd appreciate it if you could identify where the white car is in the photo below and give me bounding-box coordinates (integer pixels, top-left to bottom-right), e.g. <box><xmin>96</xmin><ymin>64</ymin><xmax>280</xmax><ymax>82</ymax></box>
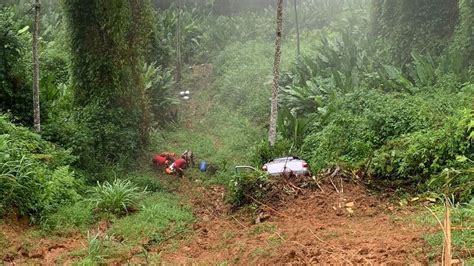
<box><xmin>262</xmin><ymin>156</ymin><xmax>311</xmax><ymax>176</ymax></box>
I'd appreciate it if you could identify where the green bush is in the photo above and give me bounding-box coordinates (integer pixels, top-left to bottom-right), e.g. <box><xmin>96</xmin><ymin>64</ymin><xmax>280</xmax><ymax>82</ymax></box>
<box><xmin>0</xmin><ymin>7</ymin><xmax>33</xmax><ymax>125</ymax></box>
<box><xmin>252</xmin><ymin>139</ymin><xmax>293</xmax><ymax>166</ymax></box>
<box><xmin>370</xmin><ymin>109</ymin><xmax>473</xmax><ymax>198</ymax></box>
<box><xmin>227</xmin><ymin>170</ymin><xmax>269</xmax><ymax>207</ymax></box>
<box><xmin>302</xmin><ymin>112</ymin><xmax>375</xmax><ymax>172</ymax></box>
<box><xmin>88</xmin><ymin>179</ymin><xmax>147</xmax><ymax>216</ymax></box>
<box><xmin>0</xmin><ymin>115</ymin><xmax>81</xmax><ymax>223</ymax></box>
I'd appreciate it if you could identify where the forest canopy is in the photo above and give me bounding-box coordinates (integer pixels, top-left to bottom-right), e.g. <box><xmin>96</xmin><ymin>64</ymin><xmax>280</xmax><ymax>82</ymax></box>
<box><xmin>0</xmin><ymin>1</ymin><xmax>472</xmax><ymax>263</ymax></box>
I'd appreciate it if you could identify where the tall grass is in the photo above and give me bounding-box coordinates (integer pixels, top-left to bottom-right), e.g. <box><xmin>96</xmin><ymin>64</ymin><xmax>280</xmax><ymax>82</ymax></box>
<box><xmin>88</xmin><ymin>179</ymin><xmax>147</xmax><ymax>216</ymax></box>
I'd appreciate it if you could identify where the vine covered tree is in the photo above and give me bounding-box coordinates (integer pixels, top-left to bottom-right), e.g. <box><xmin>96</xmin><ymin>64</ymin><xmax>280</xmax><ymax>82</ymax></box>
<box><xmin>64</xmin><ymin>0</ymin><xmax>153</xmax><ymax>173</ymax></box>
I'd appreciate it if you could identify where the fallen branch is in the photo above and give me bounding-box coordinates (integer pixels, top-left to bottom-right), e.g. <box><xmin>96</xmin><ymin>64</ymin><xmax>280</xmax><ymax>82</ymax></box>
<box><xmin>274</xmin><ymin>231</ymin><xmax>285</xmax><ymax>241</ymax></box>
<box><xmin>330</xmin><ymin>166</ymin><xmax>340</xmax><ymax>178</ymax></box>
<box><xmin>245</xmin><ymin>194</ymin><xmax>288</xmax><ymax>218</ymax></box>
<box><xmin>340</xmin><ymin>177</ymin><xmax>344</xmax><ymax>194</ymax></box>
<box><xmin>315</xmin><ymin>181</ymin><xmax>324</xmax><ymax>192</ymax></box>
<box><xmin>286</xmin><ymin>180</ymin><xmax>303</xmax><ymax>193</ymax></box>
<box><xmin>328</xmin><ymin>177</ymin><xmax>340</xmax><ymax>194</ymax></box>
<box><xmin>232</xmin><ymin>216</ymin><xmax>248</xmax><ymax>229</ymax></box>
<box><xmin>292</xmin><ymin>240</ymin><xmax>306</xmax><ymax>248</ymax></box>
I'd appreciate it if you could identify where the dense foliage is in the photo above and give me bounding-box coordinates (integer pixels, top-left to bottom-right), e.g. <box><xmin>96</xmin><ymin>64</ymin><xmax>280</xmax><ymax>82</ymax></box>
<box><xmin>274</xmin><ymin>1</ymin><xmax>474</xmax><ymax>201</ymax></box>
<box><xmin>0</xmin><ymin>115</ymin><xmax>81</xmax><ymax>223</ymax></box>
<box><xmin>0</xmin><ymin>8</ymin><xmax>32</xmax><ymax>125</ymax></box>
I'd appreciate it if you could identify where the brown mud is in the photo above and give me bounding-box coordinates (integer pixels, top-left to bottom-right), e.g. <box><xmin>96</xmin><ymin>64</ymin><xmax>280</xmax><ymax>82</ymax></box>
<box><xmin>156</xmin><ymin>177</ymin><xmax>433</xmax><ymax>265</ymax></box>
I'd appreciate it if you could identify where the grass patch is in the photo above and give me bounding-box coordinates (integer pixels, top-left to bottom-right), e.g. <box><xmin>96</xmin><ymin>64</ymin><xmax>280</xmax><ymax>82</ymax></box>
<box><xmin>0</xmin><ymin>232</ymin><xmax>10</xmax><ymax>250</ymax></box>
<box><xmin>41</xmin><ymin>200</ymin><xmax>96</xmax><ymax>234</ymax></box>
<box><xmin>250</xmin><ymin>223</ymin><xmax>277</xmax><ymax>236</ymax></box>
<box><xmin>88</xmin><ymin>179</ymin><xmax>147</xmax><ymax>216</ymax></box>
<box><xmin>71</xmin><ymin>192</ymin><xmax>193</xmax><ymax>263</ymax></box>
<box><xmin>107</xmin><ymin>192</ymin><xmax>193</xmax><ymax>252</ymax></box>
<box><xmin>418</xmin><ymin>203</ymin><xmax>474</xmax><ymax>261</ymax></box>
<box><xmin>126</xmin><ymin>171</ymin><xmax>164</xmax><ymax>192</ymax></box>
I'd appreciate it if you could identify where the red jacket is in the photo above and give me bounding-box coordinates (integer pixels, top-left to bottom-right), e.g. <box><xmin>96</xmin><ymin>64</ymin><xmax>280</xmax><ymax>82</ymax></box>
<box><xmin>159</xmin><ymin>152</ymin><xmax>176</xmax><ymax>160</ymax></box>
<box><xmin>153</xmin><ymin>155</ymin><xmax>167</xmax><ymax>166</ymax></box>
<box><xmin>174</xmin><ymin>158</ymin><xmax>187</xmax><ymax>169</ymax></box>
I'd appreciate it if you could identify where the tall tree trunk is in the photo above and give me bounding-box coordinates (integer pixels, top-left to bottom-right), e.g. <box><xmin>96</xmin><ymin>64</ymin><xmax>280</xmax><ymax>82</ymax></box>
<box><xmin>268</xmin><ymin>0</ymin><xmax>284</xmax><ymax>146</ymax></box>
<box><xmin>294</xmin><ymin>0</ymin><xmax>300</xmax><ymax>57</ymax></box>
<box><xmin>175</xmin><ymin>0</ymin><xmax>182</xmax><ymax>91</ymax></box>
<box><xmin>32</xmin><ymin>0</ymin><xmax>41</xmax><ymax>132</ymax></box>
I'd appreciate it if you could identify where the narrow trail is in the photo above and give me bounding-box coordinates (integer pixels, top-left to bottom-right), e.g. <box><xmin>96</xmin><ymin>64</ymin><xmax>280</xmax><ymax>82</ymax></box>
<box><xmin>150</xmin><ymin>65</ymin><xmax>435</xmax><ymax>264</ymax></box>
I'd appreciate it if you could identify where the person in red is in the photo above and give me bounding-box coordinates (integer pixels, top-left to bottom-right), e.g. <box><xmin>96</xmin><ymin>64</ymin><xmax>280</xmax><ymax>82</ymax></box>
<box><xmin>166</xmin><ymin>158</ymin><xmax>187</xmax><ymax>177</ymax></box>
<box><xmin>159</xmin><ymin>152</ymin><xmax>176</xmax><ymax>160</ymax></box>
<box><xmin>152</xmin><ymin>154</ymin><xmax>169</xmax><ymax>167</ymax></box>
<box><xmin>152</xmin><ymin>152</ymin><xmax>176</xmax><ymax>168</ymax></box>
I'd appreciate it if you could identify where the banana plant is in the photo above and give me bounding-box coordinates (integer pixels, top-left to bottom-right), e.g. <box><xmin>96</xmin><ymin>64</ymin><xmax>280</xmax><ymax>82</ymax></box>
<box><xmin>143</xmin><ymin>62</ymin><xmax>179</xmax><ymax>124</ymax></box>
<box><xmin>277</xmin><ymin>106</ymin><xmax>314</xmax><ymax>151</ymax></box>
<box><xmin>409</xmin><ymin>52</ymin><xmax>437</xmax><ymax>87</ymax></box>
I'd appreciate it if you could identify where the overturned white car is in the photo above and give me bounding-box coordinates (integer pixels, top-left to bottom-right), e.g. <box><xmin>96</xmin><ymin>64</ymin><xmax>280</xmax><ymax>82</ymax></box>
<box><xmin>262</xmin><ymin>156</ymin><xmax>311</xmax><ymax>176</ymax></box>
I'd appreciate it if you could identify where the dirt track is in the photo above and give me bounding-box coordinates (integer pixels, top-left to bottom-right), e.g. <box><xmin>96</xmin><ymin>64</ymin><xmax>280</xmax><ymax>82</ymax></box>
<box><xmin>158</xmin><ymin>178</ymin><xmax>433</xmax><ymax>264</ymax></box>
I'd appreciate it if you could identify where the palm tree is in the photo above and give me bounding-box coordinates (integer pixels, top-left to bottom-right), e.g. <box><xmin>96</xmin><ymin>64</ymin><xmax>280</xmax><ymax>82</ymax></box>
<box><xmin>175</xmin><ymin>0</ymin><xmax>182</xmax><ymax>91</ymax></box>
<box><xmin>32</xmin><ymin>0</ymin><xmax>41</xmax><ymax>132</ymax></box>
<box><xmin>294</xmin><ymin>0</ymin><xmax>300</xmax><ymax>57</ymax></box>
<box><xmin>268</xmin><ymin>0</ymin><xmax>284</xmax><ymax>146</ymax></box>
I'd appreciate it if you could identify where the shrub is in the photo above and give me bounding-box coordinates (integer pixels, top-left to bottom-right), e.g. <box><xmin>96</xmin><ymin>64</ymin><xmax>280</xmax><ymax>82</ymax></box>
<box><xmin>226</xmin><ymin>170</ymin><xmax>269</xmax><ymax>207</ymax></box>
<box><xmin>0</xmin><ymin>115</ymin><xmax>81</xmax><ymax>223</ymax></box>
<box><xmin>299</xmin><ymin>84</ymin><xmax>473</xmax><ymax>172</ymax></box>
<box><xmin>429</xmin><ymin>167</ymin><xmax>473</xmax><ymax>203</ymax></box>
<box><xmin>0</xmin><ymin>7</ymin><xmax>33</xmax><ymax>125</ymax></box>
<box><xmin>302</xmin><ymin>111</ymin><xmax>375</xmax><ymax>172</ymax></box>
<box><xmin>88</xmin><ymin>179</ymin><xmax>147</xmax><ymax>216</ymax></box>
<box><xmin>370</xmin><ymin>109</ymin><xmax>473</xmax><ymax>197</ymax></box>
<box><xmin>252</xmin><ymin>139</ymin><xmax>293</xmax><ymax>166</ymax></box>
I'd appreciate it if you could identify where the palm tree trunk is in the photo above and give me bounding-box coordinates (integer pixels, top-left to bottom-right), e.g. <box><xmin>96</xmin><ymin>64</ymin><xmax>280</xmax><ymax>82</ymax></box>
<box><xmin>32</xmin><ymin>0</ymin><xmax>41</xmax><ymax>132</ymax></box>
<box><xmin>294</xmin><ymin>0</ymin><xmax>300</xmax><ymax>57</ymax></box>
<box><xmin>268</xmin><ymin>0</ymin><xmax>284</xmax><ymax>146</ymax></box>
<box><xmin>175</xmin><ymin>0</ymin><xmax>182</xmax><ymax>91</ymax></box>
